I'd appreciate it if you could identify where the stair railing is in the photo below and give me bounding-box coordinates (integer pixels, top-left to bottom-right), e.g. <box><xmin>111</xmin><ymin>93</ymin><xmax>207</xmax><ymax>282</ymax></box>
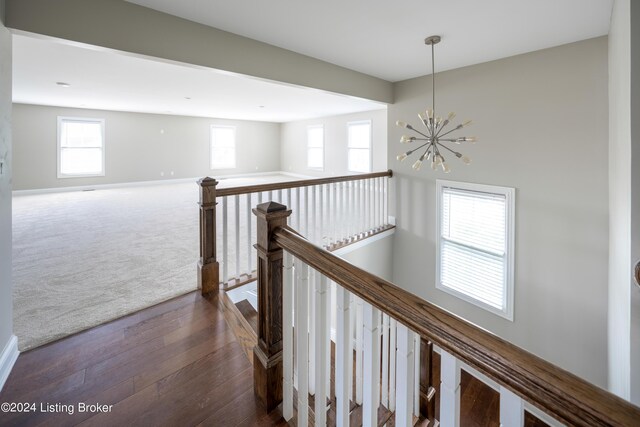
<box><xmin>197</xmin><ymin>170</ymin><xmax>393</xmax><ymax>294</ymax></box>
<box><xmin>252</xmin><ymin>200</ymin><xmax>640</xmax><ymax>427</ymax></box>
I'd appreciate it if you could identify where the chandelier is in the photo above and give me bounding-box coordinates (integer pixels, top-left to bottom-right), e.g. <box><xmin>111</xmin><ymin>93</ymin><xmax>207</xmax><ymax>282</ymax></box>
<box><xmin>396</xmin><ymin>35</ymin><xmax>477</xmax><ymax>173</ymax></box>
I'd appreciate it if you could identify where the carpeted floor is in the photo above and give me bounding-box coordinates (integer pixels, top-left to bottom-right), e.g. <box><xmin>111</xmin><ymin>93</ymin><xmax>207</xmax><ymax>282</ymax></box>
<box><xmin>12</xmin><ymin>175</ymin><xmax>298</xmax><ymax>351</ymax></box>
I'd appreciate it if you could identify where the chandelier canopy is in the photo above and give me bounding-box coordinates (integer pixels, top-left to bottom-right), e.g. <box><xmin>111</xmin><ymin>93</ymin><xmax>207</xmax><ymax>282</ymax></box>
<box><xmin>396</xmin><ymin>35</ymin><xmax>477</xmax><ymax>173</ymax></box>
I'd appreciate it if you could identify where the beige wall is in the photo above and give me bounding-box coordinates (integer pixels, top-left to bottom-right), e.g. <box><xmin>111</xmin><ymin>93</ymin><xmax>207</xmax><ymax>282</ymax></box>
<box><xmin>280</xmin><ymin>109</ymin><xmax>388</xmax><ymax>177</ymax></box>
<box><xmin>4</xmin><ymin>0</ymin><xmax>392</xmax><ymax>104</ymax></box>
<box><xmin>388</xmin><ymin>37</ymin><xmax>609</xmax><ymax>387</ymax></box>
<box><xmin>0</xmin><ymin>0</ymin><xmax>14</xmax><ymax>364</ymax></box>
<box><xmin>12</xmin><ymin>104</ymin><xmax>282</xmax><ymax>190</ymax></box>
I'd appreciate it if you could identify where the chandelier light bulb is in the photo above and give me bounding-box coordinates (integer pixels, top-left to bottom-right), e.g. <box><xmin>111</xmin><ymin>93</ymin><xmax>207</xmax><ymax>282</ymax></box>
<box><xmin>412</xmin><ymin>159</ymin><xmax>423</xmax><ymax>170</ymax></box>
<box><xmin>400</xmin><ymin>135</ymin><xmax>414</xmax><ymax>143</ymax></box>
<box><xmin>396</xmin><ymin>120</ymin><xmax>409</xmax><ymax>128</ymax></box>
<box><xmin>465</xmin><ymin>136</ymin><xmax>477</xmax><ymax>143</ymax></box>
<box><xmin>434</xmin><ymin>155</ymin><xmax>443</xmax><ymax>167</ymax></box>
<box><xmin>426</xmin><ymin>109</ymin><xmax>434</xmax><ymax>119</ymax></box>
<box><xmin>462</xmin><ymin>120</ymin><xmax>473</xmax><ymax>127</ymax></box>
<box><xmin>397</xmin><ymin>153</ymin><xmax>409</xmax><ymax>161</ymax></box>
<box><xmin>447</xmin><ymin>112</ymin><xmax>456</xmax><ymax>121</ymax></box>
<box><xmin>462</xmin><ymin>156</ymin><xmax>472</xmax><ymax>165</ymax></box>
<box><xmin>442</xmin><ymin>162</ymin><xmax>451</xmax><ymax>173</ymax></box>
<box><xmin>431</xmin><ymin>160</ymin><xmax>438</xmax><ymax>170</ymax></box>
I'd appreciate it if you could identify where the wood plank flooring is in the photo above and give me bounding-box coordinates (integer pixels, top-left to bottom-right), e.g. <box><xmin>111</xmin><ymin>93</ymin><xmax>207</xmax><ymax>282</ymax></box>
<box><xmin>0</xmin><ymin>292</ymin><xmax>286</xmax><ymax>427</ymax></box>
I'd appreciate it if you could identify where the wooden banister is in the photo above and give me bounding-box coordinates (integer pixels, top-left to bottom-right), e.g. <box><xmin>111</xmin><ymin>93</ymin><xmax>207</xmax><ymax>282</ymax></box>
<box><xmin>216</xmin><ymin>170</ymin><xmax>393</xmax><ymax>197</ymax></box>
<box><xmin>271</xmin><ymin>225</ymin><xmax>640</xmax><ymax>427</ymax></box>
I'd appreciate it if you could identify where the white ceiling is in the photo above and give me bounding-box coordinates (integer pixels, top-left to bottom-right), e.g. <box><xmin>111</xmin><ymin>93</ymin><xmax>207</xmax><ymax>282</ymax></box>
<box><xmin>13</xmin><ymin>0</ymin><xmax>613</xmax><ymax>122</ymax></box>
<box><xmin>126</xmin><ymin>0</ymin><xmax>613</xmax><ymax>82</ymax></box>
<box><xmin>12</xmin><ymin>35</ymin><xmax>385</xmax><ymax>123</ymax></box>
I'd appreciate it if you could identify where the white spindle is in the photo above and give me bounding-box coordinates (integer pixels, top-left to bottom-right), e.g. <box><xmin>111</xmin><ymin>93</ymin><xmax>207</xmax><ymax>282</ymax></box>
<box><xmin>234</xmin><ymin>194</ymin><xmax>240</xmax><ymax>279</ymax></box>
<box><xmin>296</xmin><ymin>261</ymin><xmax>310</xmax><ymax>427</ymax></box>
<box><xmin>336</xmin><ymin>285</ymin><xmax>352</xmax><ymax>427</ymax></box>
<box><xmin>384</xmin><ymin>176</ymin><xmax>389</xmax><ymax>226</ymax></box>
<box><xmin>245</xmin><ymin>194</ymin><xmax>252</xmax><ymax>274</ymax></box>
<box><xmin>222</xmin><ymin>196</ymin><xmax>228</xmax><ymax>283</ymax></box>
<box><xmin>500</xmin><ymin>387</ymin><xmax>524</xmax><ymax>427</ymax></box>
<box><xmin>277</xmin><ymin>189</ymin><xmax>283</xmax><ymax>204</ymax></box>
<box><xmin>355</xmin><ymin>297</ymin><xmax>364</xmax><ymax>404</ymax></box>
<box><xmin>310</xmin><ymin>186</ymin><xmax>316</xmax><ymax>243</ymax></box>
<box><xmin>286</xmin><ymin>188</ymin><xmax>292</xmax><ymax>225</ymax></box>
<box><xmin>314</xmin><ymin>273</ymin><xmax>329</xmax><ymax>427</ymax></box>
<box><xmin>363</xmin><ymin>303</ymin><xmax>380</xmax><ymax>427</ymax></box>
<box><xmin>319</xmin><ymin>185</ymin><xmax>325</xmax><ymax>247</ymax></box>
<box><xmin>309</xmin><ymin>271</ymin><xmax>316</xmax><ymax>395</ymax></box>
<box><xmin>267</xmin><ymin>190</ymin><xmax>273</xmax><ymax>201</ymax></box>
<box><xmin>365</xmin><ymin>179</ymin><xmax>371</xmax><ymax>233</ymax></box>
<box><xmin>395</xmin><ymin>324</ymin><xmax>415</xmax><ymax>427</ymax></box>
<box><xmin>283</xmin><ymin>251</ymin><xmax>294</xmax><ymax>421</ymax></box>
<box><xmin>389</xmin><ymin>318</ymin><xmax>397</xmax><ymax>411</ymax></box>
<box><xmin>414</xmin><ymin>333</ymin><xmax>421</xmax><ymax>417</ymax></box>
<box><xmin>440</xmin><ymin>349</ymin><xmax>461</xmax><ymax>427</ymax></box>
<box><xmin>382</xmin><ymin>313</ymin><xmax>390</xmax><ymax>407</ymax></box>
<box><xmin>331</xmin><ymin>183</ymin><xmax>337</xmax><ymax>245</ymax></box>
<box><xmin>303</xmin><ymin>186</ymin><xmax>309</xmax><ymax>237</ymax></box>
<box><xmin>296</xmin><ymin>188</ymin><xmax>301</xmax><ymax>233</ymax></box>
<box><xmin>258</xmin><ymin>191</ymin><xmax>263</xmax><ymax>204</ymax></box>
<box><xmin>341</xmin><ymin>181</ymin><xmax>347</xmax><ymax>241</ymax></box>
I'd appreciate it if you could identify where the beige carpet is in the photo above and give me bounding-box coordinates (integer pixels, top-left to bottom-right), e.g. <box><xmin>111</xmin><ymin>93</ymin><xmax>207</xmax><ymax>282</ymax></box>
<box><xmin>12</xmin><ymin>175</ymin><xmax>299</xmax><ymax>351</ymax></box>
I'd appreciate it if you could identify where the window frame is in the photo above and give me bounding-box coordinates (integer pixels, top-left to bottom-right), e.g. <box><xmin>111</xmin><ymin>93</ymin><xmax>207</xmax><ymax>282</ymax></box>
<box><xmin>210</xmin><ymin>125</ymin><xmax>237</xmax><ymax>170</ymax></box>
<box><xmin>435</xmin><ymin>179</ymin><xmax>516</xmax><ymax>320</ymax></box>
<box><xmin>307</xmin><ymin>124</ymin><xmax>324</xmax><ymax>171</ymax></box>
<box><xmin>347</xmin><ymin>120</ymin><xmax>372</xmax><ymax>173</ymax></box>
<box><xmin>57</xmin><ymin>116</ymin><xmax>106</xmax><ymax>178</ymax></box>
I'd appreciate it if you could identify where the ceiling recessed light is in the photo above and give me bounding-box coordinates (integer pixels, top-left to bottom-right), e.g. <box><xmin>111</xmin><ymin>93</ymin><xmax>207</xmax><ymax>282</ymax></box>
<box><xmin>258</xmin><ymin>105</ymin><xmax>265</xmax><ymax>108</ymax></box>
<box><xmin>184</xmin><ymin>97</ymin><xmax>191</xmax><ymax>100</ymax></box>
<box><xmin>56</xmin><ymin>82</ymin><xmax>71</xmax><ymax>87</ymax></box>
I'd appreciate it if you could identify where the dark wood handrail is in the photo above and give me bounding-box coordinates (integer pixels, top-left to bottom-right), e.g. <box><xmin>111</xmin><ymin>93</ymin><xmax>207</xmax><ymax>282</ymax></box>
<box><xmin>216</xmin><ymin>170</ymin><xmax>393</xmax><ymax>197</ymax></box>
<box><xmin>273</xmin><ymin>225</ymin><xmax>640</xmax><ymax>427</ymax></box>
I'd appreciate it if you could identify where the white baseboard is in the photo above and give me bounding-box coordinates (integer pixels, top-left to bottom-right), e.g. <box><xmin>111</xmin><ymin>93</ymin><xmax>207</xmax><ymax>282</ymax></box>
<box><xmin>12</xmin><ymin>170</ymin><xmax>315</xmax><ymax>197</ymax></box>
<box><xmin>0</xmin><ymin>335</ymin><xmax>19</xmax><ymax>392</ymax></box>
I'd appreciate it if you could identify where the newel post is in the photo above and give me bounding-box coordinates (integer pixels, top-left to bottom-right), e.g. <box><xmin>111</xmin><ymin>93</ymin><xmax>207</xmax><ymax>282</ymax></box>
<box><xmin>197</xmin><ymin>177</ymin><xmax>219</xmax><ymax>295</ymax></box>
<box><xmin>253</xmin><ymin>201</ymin><xmax>291</xmax><ymax>411</ymax></box>
<box><xmin>420</xmin><ymin>339</ymin><xmax>436</xmax><ymax>424</ymax></box>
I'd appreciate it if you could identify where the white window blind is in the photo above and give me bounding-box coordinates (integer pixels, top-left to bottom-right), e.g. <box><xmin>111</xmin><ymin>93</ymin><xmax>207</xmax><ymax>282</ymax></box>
<box><xmin>57</xmin><ymin>117</ymin><xmax>105</xmax><ymax>177</ymax></box>
<box><xmin>210</xmin><ymin>126</ymin><xmax>236</xmax><ymax>169</ymax></box>
<box><xmin>437</xmin><ymin>181</ymin><xmax>515</xmax><ymax>319</ymax></box>
<box><xmin>347</xmin><ymin>121</ymin><xmax>371</xmax><ymax>173</ymax></box>
<box><xmin>307</xmin><ymin>125</ymin><xmax>324</xmax><ymax>170</ymax></box>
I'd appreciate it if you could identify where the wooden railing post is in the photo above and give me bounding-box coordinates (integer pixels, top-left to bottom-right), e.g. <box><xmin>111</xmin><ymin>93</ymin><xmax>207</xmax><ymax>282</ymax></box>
<box><xmin>253</xmin><ymin>201</ymin><xmax>292</xmax><ymax>411</ymax></box>
<box><xmin>198</xmin><ymin>177</ymin><xmax>219</xmax><ymax>295</ymax></box>
<box><xmin>420</xmin><ymin>339</ymin><xmax>436</xmax><ymax>424</ymax></box>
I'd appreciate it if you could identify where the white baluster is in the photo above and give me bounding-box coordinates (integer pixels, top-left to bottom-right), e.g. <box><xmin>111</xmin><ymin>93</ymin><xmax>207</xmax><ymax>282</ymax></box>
<box><xmin>355</xmin><ymin>297</ymin><xmax>364</xmax><ymax>404</ymax></box>
<box><xmin>222</xmin><ymin>196</ymin><xmax>228</xmax><ymax>283</ymax></box>
<box><xmin>384</xmin><ymin>176</ymin><xmax>389</xmax><ymax>226</ymax></box>
<box><xmin>234</xmin><ymin>194</ymin><xmax>240</xmax><ymax>280</ymax></box>
<box><xmin>331</xmin><ymin>183</ymin><xmax>337</xmax><ymax>245</ymax></box>
<box><xmin>363</xmin><ymin>302</ymin><xmax>380</xmax><ymax>427</ymax></box>
<box><xmin>414</xmin><ymin>333</ymin><xmax>421</xmax><ymax>417</ymax></box>
<box><xmin>277</xmin><ymin>189</ymin><xmax>283</xmax><ymax>204</ymax></box>
<box><xmin>283</xmin><ymin>251</ymin><xmax>294</xmax><ymax>421</ymax></box>
<box><xmin>395</xmin><ymin>324</ymin><xmax>415</xmax><ymax>427</ymax></box>
<box><xmin>309</xmin><ymin>270</ymin><xmax>316</xmax><ymax>395</ymax></box>
<box><xmin>314</xmin><ymin>273</ymin><xmax>329</xmax><ymax>427</ymax></box>
<box><xmin>258</xmin><ymin>190</ymin><xmax>263</xmax><ymax>204</ymax></box>
<box><xmin>440</xmin><ymin>349</ymin><xmax>461</xmax><ymax>427</ymax></box>
<box><xmin>286</xmin><ymin>188</ymin><xmax>292</xmax><ymax>225</ymax></box>
<box><xmin>296</xmin><ymin>261</ymin><xmax>310</xmax><ymax>427</ymax></box>
<box><xmin>296</xmin><ymin>187</ymin><xmax>301</xmax><ymax>233</ymax></box>
<box><xmin>303</xmin><ymin>186</ymin><xmax>309</xmax><ymax>237</ymax></box>
<box><xmin>245</xmin><ymin>194</ymin><xmax>252</xmax><ymax>274</ymax></box>
<box><xmin>389</xmin><ymin>318</ymin><xmax>397</xmax><ymax>411</ymax></box>
<box><xmin>336</xmin><ymin>285</ymin><xmax>352</xmax><ymax>427</ymax></box>
<box><xmin>365</xmin><ymin>179</ymin><xmax>371</xmax><ymax>233</ymax></box>
<box><xmin>310</xmin><ymin>185</ymin><xmax>316</xmax><ymax>243</ymax></box>
<box><xmin>382</xmin><ymin>313</ymin><xmax>390</xmax><ymax>407</ymax></box>
<box><xmin>267</xmin><ymin>190</ymin><xmax>273</xmax><ymax>201</ymax></box>
<box><xmin>500</xmin><ymin>387</ymin><xmax>524</xmax><ymax>427</ymax></box>
<box><xmin>319</xmin><ymin>185</ymin><xmax>325</xmax><ymax>247</ymax></box>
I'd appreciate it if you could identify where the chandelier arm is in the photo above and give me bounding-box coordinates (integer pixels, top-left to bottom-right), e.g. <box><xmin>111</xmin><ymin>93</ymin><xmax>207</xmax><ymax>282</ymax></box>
<box><xmin>435</xmin><ymin>142</ymin><xmax>459</xmax><ymax>156</ymax></box>
<box><xmin>436</xmin><ymin>126</ymin><xmax>463</xmax><ymax>138</ymax></box>
<box><xmin>409</xmin><ymin>127</ymin><xmax>432</xmax><ymax>140</ymax></box>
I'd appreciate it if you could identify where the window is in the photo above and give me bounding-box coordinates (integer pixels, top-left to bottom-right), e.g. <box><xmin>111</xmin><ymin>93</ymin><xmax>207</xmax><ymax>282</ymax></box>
<box><xmin>436</xmin><ymin>180</ymin><xmax>515</xmax><ymax>320</ymax></box>
<box><xmin>57</xmin><ymin>117</ymin><xmax>105</xmax><ymax>177</ymax></box>
<box><xmin>307</xmin><ymin>125</ymin><xmax>324</xmax><ymax>170</ymax></box>
<box><xmin>210</xmin><ymin>125</ymin><xmax>236</xmax><ymax>169</ymax></box>
<box><xmin>347</xmin><ymin>120</ymin><xmax>371</xmax><ymax>173</ymax></box>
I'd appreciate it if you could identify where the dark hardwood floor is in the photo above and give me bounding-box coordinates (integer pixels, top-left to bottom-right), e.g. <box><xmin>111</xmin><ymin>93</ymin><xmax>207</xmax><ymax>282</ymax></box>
<box><xmin>0</xmin><ymin>292</ymin><xmax>285</xmax><ymax>427</ymax></box>
<box><xmin>1</xmin><ymin>290</ymin><xmax>550</xmax><ymax>426</ymax></box>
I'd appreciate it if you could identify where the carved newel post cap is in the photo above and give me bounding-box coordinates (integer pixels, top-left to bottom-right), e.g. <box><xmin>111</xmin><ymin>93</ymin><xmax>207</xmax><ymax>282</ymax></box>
<box><xmin>197</xmin><ymin>177</ymin><xmax>218</xmax><ymax>186</ymax></box>
<box><xmin>256</xmin><ymin>201</ymin><xmax>287</xmax><ymax>213</ymax></box>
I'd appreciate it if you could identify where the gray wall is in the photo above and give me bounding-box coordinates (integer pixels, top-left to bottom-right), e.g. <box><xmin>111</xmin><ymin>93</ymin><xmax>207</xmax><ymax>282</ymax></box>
<box><xmin>280</xmin><ymin>109</ymin><xmax>388</xmax><ymax>177</ymax></box>
<box><xmin>388</xmin><ymin>38</ymin><xmax>609</xmax><ymax>387</ymax></box>
<box><xmin>4</xmin><ymin>0</ymin><xmax>392</xmax><ymax>103</ymax></box>
<box><xmin>631</xmin><ymin>0</ymin><xmax>640</xmax><ymax>405</ymax></box>
<box><xmin>0</xmin><ymin>0</ymin><xmax>13</xmax><ymax>359</ymax></box>
<box><xmin>12</xmin><ymin>104</ymin><xmax>282</xmax><ymax>190</ymax></box>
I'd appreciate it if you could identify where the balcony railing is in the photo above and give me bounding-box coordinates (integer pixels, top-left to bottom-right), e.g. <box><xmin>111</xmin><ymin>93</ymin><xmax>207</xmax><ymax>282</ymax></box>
<box><xmin>196</xmin><ymin>171</ymin><xmax>393</xmax><ymax>294</ymax></box>
<box><xmin>251</xmin><ymin>201</ymin><xmax>640</xmax><ymax>427</ymax></box>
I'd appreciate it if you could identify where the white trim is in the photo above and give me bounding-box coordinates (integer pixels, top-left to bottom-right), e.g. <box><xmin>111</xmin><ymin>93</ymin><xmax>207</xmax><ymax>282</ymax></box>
<box><xmin>57</xmin><ymin>116</ymin><xmax>106</xmax><ymax>179</ymax></box>
<box><xmin>435</xmin><ymin>179</ymin><xmax>516</xmax><ymax>321</ymax></box>
<box><xmin>331</xmin><ymin>227</ymin><xmax>395</xmax><ymax>256</ymax></box>
<box><xmin>12</xmin><ymin>171</ymin><xmax>316</xmax><ymax>196</ymax></box>
<box><xmin>0</xmin><ymin>335</ymin><xmax>19</xmax><ymax>392</ymax></box>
